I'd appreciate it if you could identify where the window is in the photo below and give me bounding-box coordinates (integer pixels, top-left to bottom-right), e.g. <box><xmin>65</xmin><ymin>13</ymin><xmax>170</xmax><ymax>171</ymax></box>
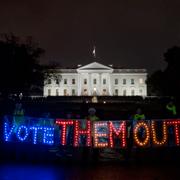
<box><xmin>84</xmin><ymin>79</ymin><xmax>87</xmax><ymax>85</ymax></box>
<box><xmin>131</xmin><ymin>79</ymin><xmax>134</xmax><ymax>85</ymax></box>
<box><xmin>72</xmin><ymin>89</ymin><xmax>75</xmax><ymax>95</ymax></box>
<box><xmin>123</xmin><ymin>90</ymin><xmax>126</xmax><ymax>96</ymax></box>
<box><xmin>64</xmin><ymin>89</ymin><xmax>67</xmax><ymax>96</ymax></box>
<box><xmin>93</xmin><ymin>88</ymin><xmax>97</xmax><ymax>95</ymax></box>
<box><xmin>115</xmin><ymin>89</ymin><xmax>118</xmax><ymax>96</ymax></box>
<box><xmin>56</xmin><ymin>79</ymin><xmax>59</xmax><ymax>84</ymax></box>
<box><xmin>93</xmin><ymin>79</ymin><xmax>97</xmax><ymax>84</ymax></box>
<box><xmin>139</xmin><ymin>78</ymin><xmax>144</xmax><ymax>84</ymax></box>
<box><xmin>131</xmin><ymin>89</ymin><xmax>135</xmax><ymax>96</ymax></box>
<box><xmin>48</xmin><ymin>89</ymin><xmax>51</xmax><ymax>96</ymax></box>
<box><xmin>84</xmin><ymin>89</ymin><xmax>87</xmax><ymax>95</ymax></box>
<box><xmin>56</xmin><ymin>89</ymin><xmax>59</xmax><ymax>96</ymax></box>
<box><xmin>103</xmin><ymin>79</ymin><xmax>106</xmax><ymax>85</ymax></box>
<box><xmin>48</xmin><ymin>79</ymin><xmax>51</xmax><ymax>84</ymax></box>
<box><xmin>64</xmin><ymin>79</ymin><xmax>67</xmax><ymax>85</ymax></box>
<box><xmin>123</xmin><ymin>79</ymin><xmax>126</xmax><ymax>85</ymax></box>
<box><xmin>102</xmin><ymin>89</ymin><xmax>107</xmax><ymax>95</ymax></box>
<box><xmin>115</xmin><ymin>79</ymin><xmax>118</xmax><ymax>85</ymax></box>
<box><xmin>72</xmin><ymin>79</ymin><xmax>75</xmax><ymax>84</ymax></box>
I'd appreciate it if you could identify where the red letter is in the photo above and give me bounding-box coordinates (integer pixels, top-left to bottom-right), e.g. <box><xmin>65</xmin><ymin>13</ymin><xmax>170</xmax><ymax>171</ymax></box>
<box><xmin>109</xmin><ymin>121</ymin><xmax>126</xmax><ymax>148</ymax></box>
<box><xmin>94</xmin><ymin>122</ymin><xmax>108</xmax><ymax>148</ymax></box>
<box><xmin>74</xmin><ymin>120</ymin><xmax>91</xmax><ymax>147</ymax></box>
<box><xmin>167</xmin><ymin>120</ymin><xmax>180</xmax><ymax>146</ymax></box>
<box><xmin>56</xmin><ymin>119</ymin><xmax>74</xmax><ymax>145</ymax></box>
<box><xmin>151</xmin><ymin>120</ymin><xmax>168</xmax><ymax>146</ymax></box>
<box><xmin>133</xmin><ymin>121</ymin><xmax>150</xmax><ymax>147</ymax></box>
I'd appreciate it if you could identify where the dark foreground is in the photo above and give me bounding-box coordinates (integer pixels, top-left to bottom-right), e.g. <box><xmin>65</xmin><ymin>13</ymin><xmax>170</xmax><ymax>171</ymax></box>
<box><xmin>0</xmin><ymin>161</ymin><xmax>180</xmax><ymax>180</ymax></box>
<box><xmin>1</xmin><ymin>143</ymin><xmax>180</xmax><ymax>179</ymax></box>
<box><xmin>1</xmin><ymin>146</ymin><xmax>180</xmax><ymax>180</ymax></box>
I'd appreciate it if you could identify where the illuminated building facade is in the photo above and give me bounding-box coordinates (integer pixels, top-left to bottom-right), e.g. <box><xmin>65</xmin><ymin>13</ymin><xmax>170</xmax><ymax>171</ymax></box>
<box><xmin>44</xmin><ymin>62</ymin><xmax>147</xmax><ymax>96</ymax></box>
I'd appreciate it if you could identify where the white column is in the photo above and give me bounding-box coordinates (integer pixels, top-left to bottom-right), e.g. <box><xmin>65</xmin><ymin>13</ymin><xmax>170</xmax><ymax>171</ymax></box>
<box><xmin>88</xmin><ymin>73</ymin><xmax>90</xmax><ymax>95</ymax></box>
<box><xmin>78</xmin><ymin>73</ymin><xmax>81</xmax><ymax>96</ymax></box>
<box><xmin>89</xmin><ymin>73</ymin><xmax>92</xmax><ymax>96</ymax></box>
<box><xmin>96</xmin><ymin>74</ymin><xmax>98</xmax><ymax>96</ymax></box>
<box><xmin>99</xmin><ymin>73</ymin><xmax>101</xmax><ymax>96</ymax></box>
<box><xmin>77</xmin><ymin>73</ymin><xmax>80</xmax><ymax>96</ymax></box>
<box><xmin>108</xmin><ymin>74</ymin><xmax>112</xmax><ymax>96</ymax></box>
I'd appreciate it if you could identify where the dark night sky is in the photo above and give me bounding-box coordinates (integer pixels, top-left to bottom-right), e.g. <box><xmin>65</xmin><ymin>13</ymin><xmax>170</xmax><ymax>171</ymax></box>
<box><xmin>1</xmin><ymin>0</ymin><xmax>180</xmax><ymax>73</ymax></box>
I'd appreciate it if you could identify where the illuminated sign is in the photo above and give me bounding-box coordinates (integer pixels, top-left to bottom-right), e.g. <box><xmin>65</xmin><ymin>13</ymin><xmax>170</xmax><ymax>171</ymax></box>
<box><xmin>3</xmin><ymin>115</ymin><xmax>180</xmax><ymax>148</ymax></box>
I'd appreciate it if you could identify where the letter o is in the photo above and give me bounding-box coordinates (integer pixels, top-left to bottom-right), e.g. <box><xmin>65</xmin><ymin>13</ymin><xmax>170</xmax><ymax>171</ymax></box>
<box><xmin>133</xmin><ymin>122</ymin><xmax>150</xmax><ymax>147</ymax></box>
<box><xmin>17</xmin><ymin>126</ymin><xmax>29</xmax><ymax>141</ymax></box>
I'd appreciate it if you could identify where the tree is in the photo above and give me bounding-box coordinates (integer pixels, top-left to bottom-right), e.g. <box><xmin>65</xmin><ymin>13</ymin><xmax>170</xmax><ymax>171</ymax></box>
<box><xmin>147</xmin><ymin>46</ymin><xmax>180</xmax><ymax>96</ymax></box>
<box><xmin>163</xmin><ymin>46</ymin><xmax>180</xmax><ymax>96</ymax></box>
<box><xmin>43</xmin><ymin>61</ymin><xmax>62</xmax><ymax>86</ymax></box>
<box><xmin>0</xmin><ymin>33</ymin><xmax>44</xmax><ymax>96</ymax></box>
<box><xmin>147</xmin><ymin>70</ymin><xmax>165</xmax><ymax>96</ymax></box>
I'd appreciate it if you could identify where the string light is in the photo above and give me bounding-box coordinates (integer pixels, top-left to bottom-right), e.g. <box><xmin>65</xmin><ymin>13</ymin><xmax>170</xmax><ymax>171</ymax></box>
<box><xmin>4</xmin><ymin>122</ymin><xmax>15</xmax><ymax>142</ymax></box>
<box><xmin>17</xmin><ymin>125</ymin><xmax>29</xmax><ymax>141</ymax></box>
<box><xmin>30</xmin><ymin>126</ymin><xmax>43</xmax><ymax>144</ymax></box>
<box><xmin>94</xmin><ymin>122</ymin><xmax>108</xmax><ymax>148</ymax></box>
<box><xmin>167</xmin><ymin>120</ymin><xmax>180</xmax><ymax>146</ymax></box>
<box><xmin>151</xmin><ymin>120</ymin><xmax>168</xmax><ymax>146</ymax></box>
<box><xmin>43</xmin><ymin>127</ymin><xmax>54</xmax><ymax>145</ymax></box>
<box><xmin>56</xmin><ymin>119</ymin><xmax>74</xmax><ymax>145</ymax></box>
<box><xmin>74</xmin><ymin>120</ymin><xmax>91</xmax><ymax>147</ymax></box>
<box><xmin>133</xmin><ymin>121</ymin><xmax>150</xmax><ymax>147</ymax></box>
<box><xmin>4</xmin><ymin>116</ymin><xmax>180</xmax><ymax>150</ymax></box>
<box><xmin>109</xmin><ymin>121</ymin><xmax>126</xmax><ymax>148</ymax></box>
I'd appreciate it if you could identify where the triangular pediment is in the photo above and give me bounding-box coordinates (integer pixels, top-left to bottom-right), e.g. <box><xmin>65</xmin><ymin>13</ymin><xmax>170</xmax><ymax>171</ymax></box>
<box><xmin>77</xmin><ymin>62</ymin><xmax>113</xmax><ymax>70</ymax></box>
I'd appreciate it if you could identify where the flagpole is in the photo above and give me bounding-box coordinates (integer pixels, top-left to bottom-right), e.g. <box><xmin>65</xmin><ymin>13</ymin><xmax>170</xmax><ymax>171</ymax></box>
<box><xmin>93</xmin><ymin>46</ymin><xmax>96</xmax><ymax>58</ymax></box>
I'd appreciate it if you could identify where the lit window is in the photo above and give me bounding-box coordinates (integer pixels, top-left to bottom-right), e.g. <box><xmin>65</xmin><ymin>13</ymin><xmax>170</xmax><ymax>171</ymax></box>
<box><xmin>93</xmin><ymin>79</ymin><xmax>97</xmax><ymax>84</ymax></box>
<box><xmin>72</xmin><ymin>79</ymin><xmax>75</xmax><ymax>84</ymax></box>
<box><xmin>103</xmin><ymin>89</ymin><xmax>107</xmax><ymax>95</ymax></box>
<box><xmin>131</xmin><ymin>79</ymin><xmax>134</xmax><ymax>85</ymax></box>
<box><xmin>123</xmin><ymin>79</ymin><xmax>126</xmax><ymax>85</ymax></box>
<box><xmin>84</xmin><ymin>89</ymin><xmax>87</xmax><ymax>95</ymax></box>
<box><xmin>123</xmin><ymin>90</ymin><xmax>126</xmax><ymax>96</ymax></box>
<box><xmin>93</xmin><ymin>88</ymin><xmax>96</xmax><ymax>95</ymax></box>
<box><xmin>84</xmin><ymin>79</ymin><xmax>87</xmax><ymax>85</ymax></box>
<box><xmin>131</xmin><ymin>89</ymin><xmax>135</xmax><ymax>96</ymax></box>
<box><xmin>72</xmin><ymin>89</ymin><xmax>75</xmax><ymax>95</ymax></box>
<box><xmin>56</xmin><ymin>89</ymin><xmax>59</xmax><ymax>96</ymax></box>
<box><xmin>139</xmin><ymin>78</ymin><xmax>144</xmax><ymax>84</ymax></box>
<box><xmin>64</xmin><ymin>89</ymin><xmax>67</xmax><ymax>96</ymax></box>
<box><xmin>115</xmin><ymin>79</ymin><xmax>118</xmax><ymax>85</ymax></box>
<box><xmin>48</xmin><ymin>79</ymin><xmax>51</xmax><ymax>84</ymax></box>
<box><xmin>115</xmin><ymin>89</ymin><xmax>118</xmax><ymax>96</ymax></box>
<box><xmin>103</xmin><ymin>79</ymin><xmax>106</xmax><ymax>85</ymax></box>
<box><xmin>48</xmin><ymin>89</ymin><xmax>51</xmax><ymax>96</ymax></box>
<box><xmin>64</xmin><ymin>79</ymin><xmax>67</xmax><ymax>85</ymax></box>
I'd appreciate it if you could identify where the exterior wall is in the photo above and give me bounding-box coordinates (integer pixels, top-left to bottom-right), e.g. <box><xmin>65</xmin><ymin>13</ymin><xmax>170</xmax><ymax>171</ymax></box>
<box><xmin>111</xmin><ymin>73</ymin><xmax>147</xmax><ymax>96</ymax></box>
<box><xmin>44</xmin><ymin>73</ymin><xmax>78</xmax><ymax>96</ymax></box>
<box><xmin>43</xmin><ymin>65</ymin><xmax>147</xmax><ymax>97</ymax></box>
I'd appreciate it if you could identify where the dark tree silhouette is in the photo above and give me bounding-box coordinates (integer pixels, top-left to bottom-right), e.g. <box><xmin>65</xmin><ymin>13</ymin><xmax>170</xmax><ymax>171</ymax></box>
<box><xmin>43</xmin><ymin>61</ymin><xmax>62</xmax><ymax>86</ymax></box>
<box><xmin>147</xmin><ymin>70</ymin><xmax>164</xmax><ymax>96</ymax></box>
<box><xmin>164</xmin><ymin>46</ymin><xmax>180</xmax><ymax>96</ymax></box>
<box><xmin>147</xmin><ymin>46</ymin><xmax>180</xmax><ymax>96</ymax></box>
<box><xmin>0</xmin><ymin>33</ymin><xmax>44</xmax><ymax>96</ymax></box>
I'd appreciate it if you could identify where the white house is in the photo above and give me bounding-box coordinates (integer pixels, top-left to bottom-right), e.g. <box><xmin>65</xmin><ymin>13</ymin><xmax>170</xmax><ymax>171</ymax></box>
<box><xmin>44</xmin><ymin>62</ymin><xmax>147</xmax><ymax>96</ymax></box>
